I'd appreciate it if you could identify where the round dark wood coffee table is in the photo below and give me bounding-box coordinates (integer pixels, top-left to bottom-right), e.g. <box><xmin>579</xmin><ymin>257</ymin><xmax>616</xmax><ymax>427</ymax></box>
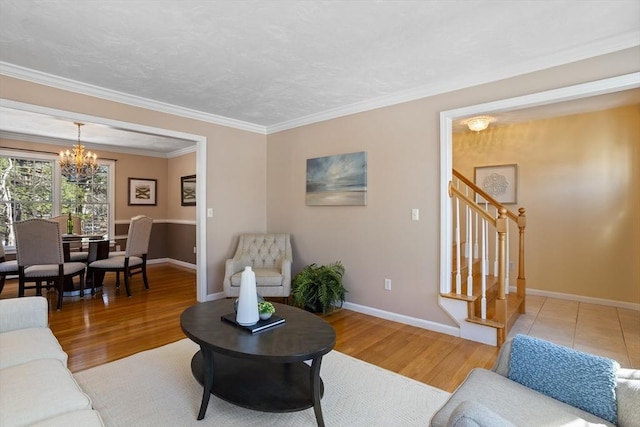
<box><xmin>180</xmin><ymin>299</ymin><xmax>336</xmax><ymax>426</ymax></box>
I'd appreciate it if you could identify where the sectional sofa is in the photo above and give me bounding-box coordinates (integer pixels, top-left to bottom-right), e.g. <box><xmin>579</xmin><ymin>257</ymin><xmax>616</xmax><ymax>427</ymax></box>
<box><xmin>0</xmin><ymin>296</ymin><xmax>103</xmax><ymax>426</ymax></box>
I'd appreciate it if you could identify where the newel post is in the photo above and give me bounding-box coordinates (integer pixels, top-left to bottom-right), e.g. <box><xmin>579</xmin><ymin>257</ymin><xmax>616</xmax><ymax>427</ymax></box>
<box><xmin>517</xmin><ymin>208</ymin><xmax>527</xmax><ymax>313</ymax></box>
<box><xmin>496</xmin><ymin>208</ymin><xmax>508</xmax><ymax>345</ymax></box>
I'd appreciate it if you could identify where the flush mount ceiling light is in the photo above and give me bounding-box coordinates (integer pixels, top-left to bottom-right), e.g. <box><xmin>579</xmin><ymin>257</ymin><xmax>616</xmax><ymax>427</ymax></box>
<box><xmin>466</xmin><ymin>116</ymin><xmax>495</xmax><ymax>132</ymax></box>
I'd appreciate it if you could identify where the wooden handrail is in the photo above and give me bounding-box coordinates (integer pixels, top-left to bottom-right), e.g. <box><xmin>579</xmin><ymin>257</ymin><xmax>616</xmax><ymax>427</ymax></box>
<box><xmin>449</xmin><ymin>182</ymin><xmax>496</xmax><ymax>225</ymax></box>
<box><xmin>453</xmin><ymin>169</ymin><xmax>519</xmax><ymax>222</ymax></box>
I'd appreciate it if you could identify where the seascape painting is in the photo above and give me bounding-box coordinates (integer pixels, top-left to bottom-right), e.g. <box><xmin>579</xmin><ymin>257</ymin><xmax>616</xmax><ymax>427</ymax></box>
<box><xmin>306</xmin><ymin>151</ymin><xmax>367</xmax><ymax>206</ymax></box>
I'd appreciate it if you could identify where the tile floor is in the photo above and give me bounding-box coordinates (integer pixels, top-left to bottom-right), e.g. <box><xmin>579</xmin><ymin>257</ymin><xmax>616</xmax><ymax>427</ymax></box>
<box><xmin>508</xmin><ymin>295</ymin><xmax>640</xmax><ymax>368</ymax></box>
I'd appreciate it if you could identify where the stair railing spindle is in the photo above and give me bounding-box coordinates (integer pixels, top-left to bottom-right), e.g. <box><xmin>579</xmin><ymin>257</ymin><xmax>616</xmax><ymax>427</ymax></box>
<box><xmin>493</xmin><ymin>205</ymin><xmax>499</xmax><ymax>277</ymax></box>
<box><xmin>455</xmin><ymin>195</ymin><xmax>461</xmax><ymax>294</ymax></box>
<box><xmin>481</xmin><ymin>218</ymin><xmax>487</xmax><ymax>319</ymax></box>
<box><xmin>466</xmin><ymin>204</ymin><xmax>473</xmax><ymax>297</ymax></box>
<box><xmin>474</xmin><ymin>212</ymin><xmax>479</xmax><ymax>259</ymax></box>
<box><xmin>505</xmin><ymin>226</ymin><xmax>510</xmax><ymax>295</ymax></box>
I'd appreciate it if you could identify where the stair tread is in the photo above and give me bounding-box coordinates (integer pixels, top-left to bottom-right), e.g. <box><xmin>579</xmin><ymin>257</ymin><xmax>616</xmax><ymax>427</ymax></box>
<box><xmin>486</xmin><ymin>293</ymin><xmax>524</xmax><ymax>319</ymax></box>
<box><xmin>465</xmin><ymin>293</ymin><xmax>525</xmax><ymax>330</ymax></box>
<box><xmin>466</xmin><ymin>316</ymin><xmax>504</xmax><ymax>328</ymax></box>
<box><xmin>440</xmin><ymin>292</ymin><xmax>477</xmax><ymax>302</ymax></box>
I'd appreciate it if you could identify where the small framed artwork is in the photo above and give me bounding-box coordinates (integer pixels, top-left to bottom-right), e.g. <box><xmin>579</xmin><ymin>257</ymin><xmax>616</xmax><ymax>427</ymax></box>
<box><xmin>128</xmin><ymin>178</ymin><xmax>157</xmax><ymax>206</ymax></box>
<box><xmin>474</xmin><ymin>164</ymin><xmax>517</xmax><ymax>204</ymax></box>
<box><xmin>181</xmin><ymin>174</ymin><xmax>196</xmax><ymax>206</ymax></box>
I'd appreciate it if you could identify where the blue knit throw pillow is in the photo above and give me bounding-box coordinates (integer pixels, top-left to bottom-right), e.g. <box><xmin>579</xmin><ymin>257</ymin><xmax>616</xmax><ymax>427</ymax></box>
<box><xmin>508</xmin><ymin>335</ymin><xmax>619</xmax><ymax>425</ymax></box>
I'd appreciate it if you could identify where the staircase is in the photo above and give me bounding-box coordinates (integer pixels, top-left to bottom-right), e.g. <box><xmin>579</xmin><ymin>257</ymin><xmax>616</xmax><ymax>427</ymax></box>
<box><xmin>440</xmin><ymin>169</ymin><xmax>527</xmax><ymax>346</ymax></box>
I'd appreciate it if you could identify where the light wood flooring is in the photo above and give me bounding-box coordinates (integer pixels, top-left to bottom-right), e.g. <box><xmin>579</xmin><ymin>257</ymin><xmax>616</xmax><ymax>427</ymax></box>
<box><xmin>1</xmin><ymin>264</ymin><xmax>637</xmax><ymax>393</ymax></box>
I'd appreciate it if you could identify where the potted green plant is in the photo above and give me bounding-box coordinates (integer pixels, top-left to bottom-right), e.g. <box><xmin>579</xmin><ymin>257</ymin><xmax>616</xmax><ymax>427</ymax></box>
<box><xmin>292</xmin><ymin>261</ymin><xmax>346</xmax><ymax>314</ymax></box>
<box><xmin>258</xmin><ymin>301</ymin><xmax>275</xmax><ymax>320</ymax></box>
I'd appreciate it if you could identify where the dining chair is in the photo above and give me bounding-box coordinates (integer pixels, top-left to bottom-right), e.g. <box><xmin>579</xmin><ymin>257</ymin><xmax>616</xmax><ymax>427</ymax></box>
<box><xmin>0</xmin><ymin>244</ymin><xmax>19</xmax><ymax>295</ymax></box>
<box><xmin>88</xmin><ymin>215</ymin><xmax>153</xmax><ymax>297</ymax></box>
<box><xmin>14</xmin><ymin>219</ymin><xmax>87</xmax><ymax>310</ymax></box>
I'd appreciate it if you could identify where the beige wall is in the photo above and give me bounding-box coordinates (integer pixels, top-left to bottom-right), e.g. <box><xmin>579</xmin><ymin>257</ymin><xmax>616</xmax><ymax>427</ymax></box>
<box><xmin>168</xmin><ymin>152</ymin><xmax>197</xmax><ymax>221</ymax></box>
<box><xmin>2</xmin><ymin>46</ymin><xmax>638</xmax><ymax>325</ymax></box>
<box><xmin>267</xmin><ymin>102</ymin><xmax>447</xmax><ymax>322</ymax></box>
<box><xmin>0</xmin><ymin>77</ymin><xmax>267</xmax><ymax>295</ymax></box>
<box><xmin>267</xmin><ymin>47</ymin><xmax>640</xmax><ymax>327</ymax></box>
<box><xmin>115</xmin><ymin>153</ymin><xmax>169</xmax><ymax>221</ymax></box>
<box><xmin>453</xmin><ymin>105</ymin><xmax>640</xmax><ymax>304</ymax></box>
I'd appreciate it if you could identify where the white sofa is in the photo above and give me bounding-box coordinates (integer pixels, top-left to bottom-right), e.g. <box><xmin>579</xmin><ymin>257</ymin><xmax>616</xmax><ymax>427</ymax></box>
<box><xmin>0</xmin><ymin>297</ymin><xmax>103</xmax><ymax>427</ymax></box>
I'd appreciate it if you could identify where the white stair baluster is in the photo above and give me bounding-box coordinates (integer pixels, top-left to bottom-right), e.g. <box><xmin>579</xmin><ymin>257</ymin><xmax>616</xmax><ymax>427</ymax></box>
<box><xmin>481</xmin><ymin>218</ymin><xmax>487</xmax><ymax>319</ymax></box>
<box><xmin>466</xmin><ymin>204</ymin><xmax>473</xmax><ymax>297</ymax></box>
<box><xmin>493</xmin><ymin>207</ymin><xmax>499</xmax><ymax>277</ymax></box>
<box><xmin>474</xmin><ymin>212</ymin><xmax>479</xmax><ymax>259</ymax></box>
<box><xmin>455</xmin><ymin>196</ymin><xmax>461</xmax><ymax>294</ymax></box>
<box><xmin>505</xmin><ymin>225</ymin><xmax>510</xmax><ymax>295</ymax></box>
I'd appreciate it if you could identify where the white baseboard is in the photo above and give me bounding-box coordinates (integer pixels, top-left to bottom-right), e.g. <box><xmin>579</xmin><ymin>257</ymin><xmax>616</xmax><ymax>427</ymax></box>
<box><xmin>342</xmin><ymin>301</ymin><xmax>460</xmax><ymax>337</ymax></box>
<box><xmin>200</xmin><ymin>285</ymin><xmax>639</xmax><ymax>329</ymax></box>
<box><xmin>148</xmin><ymin>258</ymin><xmax>196</xmax><ymax>270</ymax></box>
<box><xmin>167</xmin><ymin>258</ymin><xmax>196</xmax><ymax>270</ymax></box>
<box><xmin>194</xmin><ymin>296</ymin><xmax>462</xmax><ymax>338</ymax></box>
<box><xmin>206</xmin><ymin>291</ymin><xmax>227</xmax><ymax>301</ymax></box>
<box><xmin>511</xmin><ymin>286</ymin><xmax>640</xmax><ymax>311</ymax></box>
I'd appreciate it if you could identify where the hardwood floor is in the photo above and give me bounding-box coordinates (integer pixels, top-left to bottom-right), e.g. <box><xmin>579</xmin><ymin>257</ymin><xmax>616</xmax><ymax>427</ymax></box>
<box><xmin>0</xmin><ymin>264</ymin><xmax>504</xmax><ymax>392</ymax></box>
<box><xmin>324</xmin><ymin>307</ymin><xmax>498</xmax><ymax>391</ymax></box>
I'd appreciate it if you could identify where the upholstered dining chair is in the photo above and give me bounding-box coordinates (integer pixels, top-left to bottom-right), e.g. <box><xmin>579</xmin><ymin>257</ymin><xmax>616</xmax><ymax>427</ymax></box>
<box><xmin>88</xmin><ymin>215</ymin><xmax>153</xmax><ymax>297</ymax></box>
<box><xmin>0</xmin><ymin>244</ymin><xmax>19</xmax><ymax>295</ymax></box>
<box><xmin>14</xmin><ymin>219</ymin><xmax>87</xmax><ymax>310</ymax></box>
<box><xmin>223</xmin><ymin>233</ymin><xmax>292</xmax><ymax>302</ymax></box>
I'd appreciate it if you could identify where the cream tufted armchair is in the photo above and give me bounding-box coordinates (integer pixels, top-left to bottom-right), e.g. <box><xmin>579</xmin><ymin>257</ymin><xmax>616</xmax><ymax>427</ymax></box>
<box><xmin>223</xmin><ymin>233</ymin><xmax>292</xmax><ymax>302</ymax></box>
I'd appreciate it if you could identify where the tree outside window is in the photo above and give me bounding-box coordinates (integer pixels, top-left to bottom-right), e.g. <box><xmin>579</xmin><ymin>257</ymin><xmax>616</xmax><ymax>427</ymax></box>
<box><xmin>61</xmin><ymin>165</ymin><xmax>109</xmax><ymax>236</ymax></box>
<box><xmin>0</xmin><ymin>153</ymin><xmax>110</xmax><ymax>247</ymax></box>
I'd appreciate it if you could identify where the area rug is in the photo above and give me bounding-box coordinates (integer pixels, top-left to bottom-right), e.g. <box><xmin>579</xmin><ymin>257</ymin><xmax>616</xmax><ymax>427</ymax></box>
<box><xmin>74</xmin><ymin>339</ymin><xmax>450</xmax><ymax>427</ymax></box>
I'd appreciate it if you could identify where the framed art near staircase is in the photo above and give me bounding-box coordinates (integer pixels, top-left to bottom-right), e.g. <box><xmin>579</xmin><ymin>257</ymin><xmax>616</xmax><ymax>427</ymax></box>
<box><xmin>474</xmin><ymin>164</ymin><xmax>517</xmax><ymax>204</ymax></box>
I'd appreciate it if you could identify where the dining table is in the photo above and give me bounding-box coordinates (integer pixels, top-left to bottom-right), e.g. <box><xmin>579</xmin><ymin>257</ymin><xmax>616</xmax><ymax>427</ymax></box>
<box><xmin>62</xmin><ymin>235</ymin><xmax>110</xmax><ymax>295</ymax></box>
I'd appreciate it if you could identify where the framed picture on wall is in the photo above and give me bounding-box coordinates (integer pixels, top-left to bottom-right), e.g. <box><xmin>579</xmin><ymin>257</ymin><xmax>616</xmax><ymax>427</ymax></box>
<box><xmin>474</xmin><ymin>164</ymin><xmax>518</xmax><ymax>204</ymax></box>
<box><xmin>181</xmin><ymin>175</ymin><xmax>196</xmax><ymax>206</ymax></box>
<box><xmin>306</xmin><ymin>151</ymin><xmax>367</xmax><ymax>206</ymax></box>
<box><xmin>128</xmin><ymin>178</ymin><xmax>157</xmax><ymax>206</ymax></box>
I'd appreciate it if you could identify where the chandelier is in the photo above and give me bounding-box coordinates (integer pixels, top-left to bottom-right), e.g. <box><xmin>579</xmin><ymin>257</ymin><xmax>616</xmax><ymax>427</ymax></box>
<box><xmin>466</xmin><ymin>116</ymin><xmax>495</xmax><ymax>132</ymax></box>
<box><xmin>59</xmin><ymin>122</ymin><xmax>98</xmax><ymax>180</ymax></box>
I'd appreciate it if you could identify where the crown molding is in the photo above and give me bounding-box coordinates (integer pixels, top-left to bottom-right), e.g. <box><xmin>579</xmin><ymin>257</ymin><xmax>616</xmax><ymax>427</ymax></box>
<box><xmin>166</xmin><ymin>144</ymin><xmax>197</xmax><ymax>158</ymax></box>
<box><xmin>266</xmin><ymin>32</ymin><xmax>640</xmax><ymax>133</ymax></box>
<box><xmin>0</xmin><ymin>62</ymin><xmax>267</xmax><ymax>135</ymax></box>
<box><xmin>2</xmin><ymin>30</ymin><xmax>638</xmax><ymax>136</ymax></box>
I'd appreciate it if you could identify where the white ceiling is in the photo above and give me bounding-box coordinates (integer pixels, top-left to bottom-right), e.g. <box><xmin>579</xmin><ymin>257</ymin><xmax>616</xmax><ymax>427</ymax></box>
<box><xmin>0</xmin><ymin>0</ymin><xmax>639</xmax><ymax>154</ymax></box>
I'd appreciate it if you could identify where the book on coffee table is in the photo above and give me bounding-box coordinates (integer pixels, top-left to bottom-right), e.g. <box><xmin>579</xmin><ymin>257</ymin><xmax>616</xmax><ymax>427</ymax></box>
<box><xmin>221</xmin><ymin>313</ymin><xmax>285</xmax><ymax>334</ymax></box>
